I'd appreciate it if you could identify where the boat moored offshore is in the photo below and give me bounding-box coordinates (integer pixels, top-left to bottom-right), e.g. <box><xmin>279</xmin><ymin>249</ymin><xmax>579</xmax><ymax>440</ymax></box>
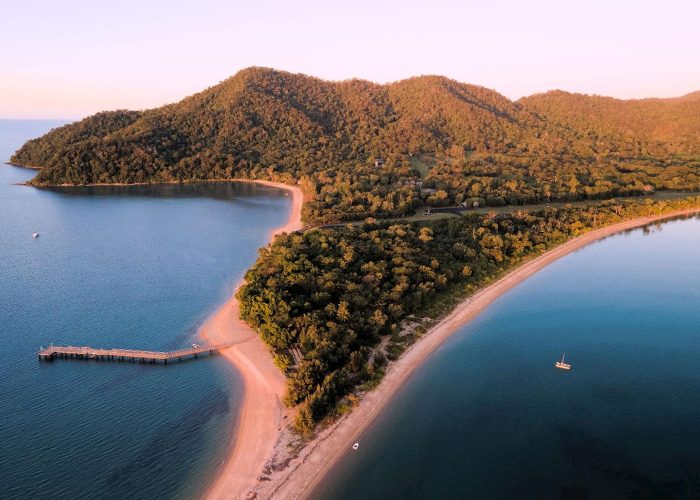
<box><xmin>555</xmin><ymin>353</ymin><xmax>571</xmax><ymax>370</ymax></box>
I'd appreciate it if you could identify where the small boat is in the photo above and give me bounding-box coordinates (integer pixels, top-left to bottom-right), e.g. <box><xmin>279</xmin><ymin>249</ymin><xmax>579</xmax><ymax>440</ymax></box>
<box><xmin>32</xmin><ymin>232</ymin><xmax>39</xmax><ymax>239</ymax></box>
<box><xmin>352</xmin><ymin>442</ymin><xmax>359</xmax><ymax>450</ymax></box>
<box><xmin>555</xmin><ymin>353</ymin><xmax>571</xmax><ymax>370</ymax></box>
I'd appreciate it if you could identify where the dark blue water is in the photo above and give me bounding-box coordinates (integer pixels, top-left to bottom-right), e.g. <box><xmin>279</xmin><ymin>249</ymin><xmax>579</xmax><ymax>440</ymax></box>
<box><xmin>0</xmin><ymin>120</ymin><xmax>291</xmax><ymax>499</ymax></box>
<box><xmin>315</xmin><ymin>215</ymin><xmax>700</xmax><ymax>499</ymax></box>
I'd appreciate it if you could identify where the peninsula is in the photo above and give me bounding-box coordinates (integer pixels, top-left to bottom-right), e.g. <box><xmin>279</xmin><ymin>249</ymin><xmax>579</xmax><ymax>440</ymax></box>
<box><xmin>10</xmin><ymin>67</ymin><xmax>700</xmax><ymax>499</ymax></box>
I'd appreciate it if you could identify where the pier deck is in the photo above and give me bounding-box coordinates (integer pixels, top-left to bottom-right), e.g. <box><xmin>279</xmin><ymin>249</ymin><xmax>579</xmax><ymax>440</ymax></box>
<box><xmin>38</xmin><ymin>343</ymin><xmax>233</xmax><ymax>364</ymax></box>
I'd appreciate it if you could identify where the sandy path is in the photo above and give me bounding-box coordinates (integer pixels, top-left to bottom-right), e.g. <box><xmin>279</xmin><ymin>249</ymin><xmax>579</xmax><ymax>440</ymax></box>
<box><xmin>265</xmin><ymin>208</ymin><xmax>700</xmax><ymax>499</ymax></box>
<box><xmin>199</xmin><ymin>180</ymin><xmax>303</xmax><ymax>500</ymax></box>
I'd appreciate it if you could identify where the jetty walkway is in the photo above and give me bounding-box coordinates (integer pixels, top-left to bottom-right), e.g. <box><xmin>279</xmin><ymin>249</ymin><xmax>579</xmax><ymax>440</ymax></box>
<box><xmin>38</xmin><ymin>343</ymin><xmax>233</xmax><ymax>364</ymax></box>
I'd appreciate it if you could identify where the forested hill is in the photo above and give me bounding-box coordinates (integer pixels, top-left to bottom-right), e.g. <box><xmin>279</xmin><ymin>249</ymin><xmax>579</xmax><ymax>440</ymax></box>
<box><xmin>520</xmin><ymin>90</ymin><xmax>700</xmax><ymax>155</ymax></box>
<box><xmin>11</xmin><ymin>67</ymin><xmax>700</xmax><ymax>221</ymax></box>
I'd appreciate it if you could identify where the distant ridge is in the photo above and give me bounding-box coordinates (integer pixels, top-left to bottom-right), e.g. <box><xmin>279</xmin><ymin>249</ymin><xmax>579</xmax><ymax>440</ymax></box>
<box><xmin>520</xmin><ymin>89</ymin><xmax>700</xmax><ymax>152</ymax></box>
<box><xmin>11</xmin><ymin>67</ymin><xmax>700</xmax><ymax>221</ymax></box>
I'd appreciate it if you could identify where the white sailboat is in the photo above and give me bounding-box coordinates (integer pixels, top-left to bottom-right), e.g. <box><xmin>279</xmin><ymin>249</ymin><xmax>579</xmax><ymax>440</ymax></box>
<box><xmin>555</xmin><ymin>353</ymin><xmax>571</xmax><ymax>370</ymax></box>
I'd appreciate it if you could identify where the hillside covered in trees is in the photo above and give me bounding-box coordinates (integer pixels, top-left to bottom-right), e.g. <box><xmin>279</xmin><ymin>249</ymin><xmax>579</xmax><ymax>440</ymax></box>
<box><xmin>11</xmin><ymin>67</ymin><xmax>700</xmax><ymax>222</ymax></box>
<box><xmin>520</xmin><ymin>90</ymin><xmax>700</xmax><ymax>155</ymax></box>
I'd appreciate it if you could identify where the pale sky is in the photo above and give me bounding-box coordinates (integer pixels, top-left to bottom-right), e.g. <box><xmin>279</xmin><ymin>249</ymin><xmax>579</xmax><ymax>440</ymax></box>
<box><xmin>2</xmin><ymin>0</ymin><xmax>699</xmax><ymax>119</ymax></box>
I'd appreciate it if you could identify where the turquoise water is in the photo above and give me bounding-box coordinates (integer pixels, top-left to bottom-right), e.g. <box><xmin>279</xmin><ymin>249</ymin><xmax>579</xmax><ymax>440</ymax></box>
<box><xmin>0</xmin><ymin>120</ymin><xmax>290</xmax><ymax>499</ymax></box>
<box><xmin>314</xmin><ymin>215</ymin><xmax>700</xmax><ymax>498</ymax></box>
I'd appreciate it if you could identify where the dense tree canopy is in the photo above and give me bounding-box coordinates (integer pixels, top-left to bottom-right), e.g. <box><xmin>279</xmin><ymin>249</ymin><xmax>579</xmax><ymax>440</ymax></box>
<box><xmin>238</xmin><ymin>197</ymin><xmax>700</xmax><ymax>431</ymax></box>
<box><xmin>520</xmin><ymin>90</ymin><xmax>700</xmax><ymax>155</ymax></box>
<box><xmin>11</xmin><ymin>68</ymin><xmax>700</xmax><ymax>222</ymax></box>
<box><xmin>12</xmin><ymin>68</ymin><xmax>700</xmax><ymax>430</ymax></box>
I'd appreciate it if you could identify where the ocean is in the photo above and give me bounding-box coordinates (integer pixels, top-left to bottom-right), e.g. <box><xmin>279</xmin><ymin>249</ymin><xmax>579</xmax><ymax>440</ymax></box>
<box><xmin>0</xmin><ymin>120</ymin><xmax>290</xmax><ymax>499</ymax></box>
<box><xmin>314</xmin><ymin>213</ymin><xmax>700</xmax><ymax>498</ymax></box>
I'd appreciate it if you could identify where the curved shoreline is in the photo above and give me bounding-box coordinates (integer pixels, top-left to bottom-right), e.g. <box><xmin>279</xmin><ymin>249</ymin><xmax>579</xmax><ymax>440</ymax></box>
<box><xmin>264</xmin><ymin>207</ymin><xmax>700</xmax><ymax>499</ymax></box>
<box><xmin>198</xmin><ymin>180</ymin><xmax>303</xmax><ymax>500</ymax></box>
<box><xmin>13</xmin><ymin>164</ymin><xmax>305</xmax><ymax>499</ymax></box>
<box><xmin>11</xmin><ymin>166</ymin><xmax>699</xmax><ymax>497</ymax></box>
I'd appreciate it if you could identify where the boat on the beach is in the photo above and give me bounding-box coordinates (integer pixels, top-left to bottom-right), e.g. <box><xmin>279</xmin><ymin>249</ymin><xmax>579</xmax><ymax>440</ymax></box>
<box><xmin>555</xmin><ymin>353</ymin><xmax>571</xmax><ymax>370</ymax></box>
<box><xmin>32</xmin><ymin>232</ymin><xmax>39</xmax><ymax>239</ymax></box>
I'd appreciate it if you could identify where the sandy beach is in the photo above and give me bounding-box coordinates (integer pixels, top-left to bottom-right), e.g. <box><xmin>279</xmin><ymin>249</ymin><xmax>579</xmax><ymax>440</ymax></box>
<box><xmin>262</xmin><ymin>207</ymin><xmax>700</xmax><ymax>499</ymax></box>
<box><xmin>198</xmin><ymin>179</ymin><xmax>303</xmax><ymax>500</ymax></box>
<box><xmin>197</xmin><ymin>199</ymin><xmax>698</xmax><ymax>499</ymax></box>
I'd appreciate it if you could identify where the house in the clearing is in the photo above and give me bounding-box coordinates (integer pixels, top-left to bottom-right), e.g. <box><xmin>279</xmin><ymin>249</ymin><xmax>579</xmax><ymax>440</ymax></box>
<box><xmin>374</xmin><ymin>157</ymin><xmax>385</xmax><ymax>167</ymax></box>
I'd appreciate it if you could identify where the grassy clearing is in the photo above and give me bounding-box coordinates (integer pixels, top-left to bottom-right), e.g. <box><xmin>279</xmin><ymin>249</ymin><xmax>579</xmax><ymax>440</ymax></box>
<box><xmin>410</xmin><ymin>154</ymin><xmax>433</xmax><ymax>178</ymax></box>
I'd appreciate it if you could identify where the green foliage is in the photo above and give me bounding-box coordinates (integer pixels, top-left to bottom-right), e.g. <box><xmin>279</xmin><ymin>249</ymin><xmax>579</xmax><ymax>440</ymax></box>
<box><xmin>520</xmin><ymin>90</ymin><xmax>700</xmax><ymax>155</ymax></box>
<box><xmin>240</xmin><ymin>196</ymin><xmax>700</xmax><ymax>427</ymax></box>
<box><xmin>11</xmin><ymin>68</ymin><xmax>700</xmax><ymax>221</ymax></box>
<box><xmin>11</xmin><ymin>68</ymin><xmax>700</xmax><ymax>430</ymax></box>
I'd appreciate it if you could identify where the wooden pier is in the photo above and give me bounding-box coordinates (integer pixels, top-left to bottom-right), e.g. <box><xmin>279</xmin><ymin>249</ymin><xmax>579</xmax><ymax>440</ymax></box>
<box><xmin>38</xmin><ymin>343</ymin><xmax>233</xmax><ymax>364</ymax></box>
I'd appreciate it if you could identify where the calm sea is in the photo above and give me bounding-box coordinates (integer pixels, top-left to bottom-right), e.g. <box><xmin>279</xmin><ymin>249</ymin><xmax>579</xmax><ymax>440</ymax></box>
<box><xmin>0</xmin><ymin>120</ymin><xmax>290</xmax><ymax>499</ymax></box>
<box><xmin>314</xmin><ymin>214</ymin><xmax>700</xmax><ymax>498</ymax></box>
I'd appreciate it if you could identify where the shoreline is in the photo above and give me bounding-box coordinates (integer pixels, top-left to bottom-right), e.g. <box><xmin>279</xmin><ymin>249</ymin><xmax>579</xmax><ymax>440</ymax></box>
<box><xmin>12</xmin><ymin>158</ymin><xmax>305</xmax><ymax>499</ymax></box>
<box><xmin>5</xmin><ymin>161</ymin><xmax>301</xmax><ymax>189</ymax></box>
<box><xmin>6</xmin><ymin>161</ymin><xmax>42</xmax><ymax>170</ymax></box>
<box><xmin>13</xmin><ymin>159</ymin><xmax>700</xmax><ymax>497</ymax></box>
<box><xmin>197</xmin><ymin>179</ymin><xmax>303</xmax><ymax>500</ymax></box>
<box><xmin>263</xmin><ymin>207</ymin><xmax>700</xmax><ymax>499</ymax></box>
<box><xmin>14</xmin><ymin>159</ymin><xmax>700</xmax><ymax>498</ymax></box>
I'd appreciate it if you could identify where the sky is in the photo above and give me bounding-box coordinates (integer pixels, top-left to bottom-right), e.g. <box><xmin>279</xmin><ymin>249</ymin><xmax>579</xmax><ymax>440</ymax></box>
<box><xmin>2</xmin><ymin>0</ymin><xmax>699</xmax><ymax>119</ymax></box>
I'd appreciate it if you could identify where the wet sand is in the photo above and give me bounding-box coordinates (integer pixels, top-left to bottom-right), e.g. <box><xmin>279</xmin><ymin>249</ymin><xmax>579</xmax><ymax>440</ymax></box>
<box><xmin>199</xmin><ymin>180</ymin><xmax>303</xmax><ymax>500</ymax></box>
